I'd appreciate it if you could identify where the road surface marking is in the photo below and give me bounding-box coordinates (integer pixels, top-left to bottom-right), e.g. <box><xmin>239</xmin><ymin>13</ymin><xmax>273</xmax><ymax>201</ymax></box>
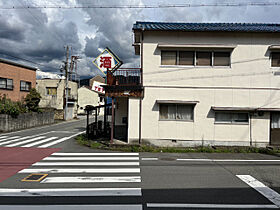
<box><xmin>0</xmin><ymin>136</ymin><xmax>20</xmax><ymax>143</ymax></box>
<box><xmin>0</xmin><ymin>136</ymin><xmax>32</xmax><ymax>145</ymax></box>
<box><xmin>0</xmin><ymin>205</ymin><xmax>142</xmax><ymax>210</ymax></box>
<box><xmin>6</xmin><ymin>136</ymin><xmax>46</xmax><ymax>147</ymax></box>
<box><xmin>33</xmin><ymin>162</ymin><xmax>140</xmax><ymax>166</ymax></box>
<box><xmin>0</xmin><ymin>136</ymin><xmax>8</xmax><ymax>139</ymax></box>
<box><xmin>22</xmin><ymin>137</ymin><xmax>59</xmax><ymax>147</ymax></box>
<box><xmin>41</xmin><ymin>176</ymin><xmax>141</xmax><ymax>183</ymax></box>
<box><xmin>39</xmin><ymin>131</ymin><xmax>85</xmax><ymax>148</ymax></box>
<box><xmin>141</xmin><ymin>158</ymin><xmax>158</xmax><ymax>161</ymax></box>
<box><xmin>0</xmin><ymin>188</ymin><xmax>142</xmax><ymax>196</ymax></box>
<box><xmin>19</xmin><ymin>168</ymin><xmax>140</xmax><ymax>173</ymax></box>
<box><xmin>51</xmin><ymin>152</ymin><xmax>139</xmax><ymax>156</ymax></box>
<box><xmin>177</xmin><ymin>159</ymin><xmax>280</xmax><ymax>162</ymax></box>
<box><xmin>43</xmin><ymin>157</ymin><xmax>139</xmax><ymax>161</ymax></box>
<box><xmin>147</xmin><ymin>203</ymin><xmax>278</xmax><ymax>208</ymax></box>
<box><xmin>237</xmin><ymin>175</ymin><xmax>280</xmax><ymax>208</ymax></box>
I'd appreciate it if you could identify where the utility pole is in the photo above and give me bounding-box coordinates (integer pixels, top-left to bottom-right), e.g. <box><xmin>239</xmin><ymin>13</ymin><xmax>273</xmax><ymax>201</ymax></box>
<box><xmin>64</xmin><ymin>45</ymin><xmax>70</xmax><ymax>121</ymax></box>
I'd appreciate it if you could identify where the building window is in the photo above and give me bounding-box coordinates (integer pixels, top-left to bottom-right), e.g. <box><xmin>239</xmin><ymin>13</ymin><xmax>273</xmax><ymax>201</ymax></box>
<box><xmin>0</xmin><ymin>78</ymin><xmax>13</xmax><ymax>90</ymax></box>
<box><xmin>46</xmin><ymin>87</ymin><xmax>57</xmax><ymax>96</ymax></box>
<box><xmin>214</xmin><ymin>52</ymin><xmax>231</xmax><ymax>66</ymax></box>
<box><xmin>196</xmin><ymin>52</ymin><xmax>212</xmax><ymax>66</ymax></box>
<box><xmin>20</xmin><ymin>81</ymin><xmax>31</xmax><ymax>91</ymax></box>
<box><xmin>161</xmin><ymin>50</ymin><xmax>231</xmax><ymax>67</ymax></box>
<box><xmin>271</xmin><ymin>52</ymin><xmax>280</xmax><ymax>67</ymax></box>
<box><xmin>215</xmin><ymin>112</ymin><xmax>249</xmax><ymax>124</ymax></box>
<box><xmin>159</xmin><ymin>104</ymin><xmax>194</xmax><ymax>121</ymax></box>
<box><xmin>161</xmin><ymin>51</ymin><xmax>177</xmax><ymax>65</ymax></box>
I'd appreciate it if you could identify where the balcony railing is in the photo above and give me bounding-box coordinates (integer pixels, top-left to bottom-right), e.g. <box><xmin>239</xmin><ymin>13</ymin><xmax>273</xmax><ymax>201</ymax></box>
<box><xmin>109</xmin><ymin>68</ymin><xmax>141</xmax><ymax>86</ymax></box>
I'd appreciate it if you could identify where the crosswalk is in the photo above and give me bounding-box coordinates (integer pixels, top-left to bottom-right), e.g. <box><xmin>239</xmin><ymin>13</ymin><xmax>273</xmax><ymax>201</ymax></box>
<box><xmin>0</xmin><ymin>131</ymin><xmax>84</xmax><ymax>148</ymax></box>
<box><xmin>2</xmin><ymin>152</ymin><xmax>142</xmax><ymax>197</ymax></box>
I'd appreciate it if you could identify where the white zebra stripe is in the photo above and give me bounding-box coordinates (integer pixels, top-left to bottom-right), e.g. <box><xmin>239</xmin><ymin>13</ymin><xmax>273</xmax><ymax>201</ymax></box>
<box><xmin>41</xmin><ymin>176</ymin><xmax>141</xmax><ymax>183</ymax></box>
<box><xmin>22</xmin><ymin>137</ymin><xmax>58</xmax><ymax>147</ymax></box>
<box><xmin>6</xmin><ymin>136</ymin><xmax>46</xmax><ymax>147</ymax></box>
<box><xmin>19</xmin><ymin>168</ymin><xmax>140</xmax><ymax>174</ymax></box>
<box><xmin>51</xmin><ymin>152</ymin><xmax>139</xmax><ymax>156</ymax></box>
<box><xmin>0</xmin><ymin>136</ymin><xmax>31</xmax><ymax>146</ymax></box>
<box><xmin>43</xmin><ymin>157</ymin><xmax>139</xmax><ymax>161</ymax></box>
<box><xmin>33</xmin><ymin>162</ymin><xmax>140</xmax><ymax>166</ymax></box>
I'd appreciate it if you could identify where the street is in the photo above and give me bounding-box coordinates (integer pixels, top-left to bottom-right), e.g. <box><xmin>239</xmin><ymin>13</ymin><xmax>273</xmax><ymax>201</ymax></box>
<box><xmin>0</xmin><ymin>118</ymin><xmax>280</xmax><ymax>209</ymax></box>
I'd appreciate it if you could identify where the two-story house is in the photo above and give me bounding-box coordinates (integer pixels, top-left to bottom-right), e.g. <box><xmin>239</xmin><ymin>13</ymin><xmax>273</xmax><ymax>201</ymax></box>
<box><xmin>0</xmin><ymin>58</ymin><xmax>36</xmax><ymax>101</ymax></box>
<box><xmin>104</xmin><ymin>22</ymin><xmax>280</xmax><ymax>147</ymax></box>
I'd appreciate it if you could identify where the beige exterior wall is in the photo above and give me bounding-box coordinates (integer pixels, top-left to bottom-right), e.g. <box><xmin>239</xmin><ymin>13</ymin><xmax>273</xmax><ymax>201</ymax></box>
<box><xmin>128</xmin><ymin>31</ymin><xmax>280</xmax><ymax>146</ymax></box>
<box><xmin>77</xmin><ymin>86</ymin><xmax>104</xmax><ymax>115</ymax></box>
<box><xmin>36</xmin><ymin>79</ymin><xmax>78</xmax><ymax>119</ymax></box>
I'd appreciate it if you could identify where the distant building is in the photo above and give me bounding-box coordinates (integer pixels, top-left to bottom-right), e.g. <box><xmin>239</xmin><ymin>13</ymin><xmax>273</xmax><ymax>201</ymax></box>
<box><xmin>36</xmin><ymin>79</ymin><xmax>78</xmax><ymax>120</ymax></box>
<box><xmin>0</xmin><ymin>58</ymin><xmax>36</xmax><ymax>101</ymax></box>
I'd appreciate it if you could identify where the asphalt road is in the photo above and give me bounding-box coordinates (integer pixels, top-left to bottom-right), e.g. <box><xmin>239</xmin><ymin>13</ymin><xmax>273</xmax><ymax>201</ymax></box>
<box><xmin>0</xmin><ymin>117</ymin><xmax>280</xmax><ymax>209</ymax></box>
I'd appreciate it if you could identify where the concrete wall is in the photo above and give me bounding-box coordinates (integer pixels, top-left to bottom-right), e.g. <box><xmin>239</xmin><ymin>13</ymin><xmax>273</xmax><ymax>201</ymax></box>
<box><xmin>0</xmin><ymin>62</ymin><xmax>36</xmax><ymax>101</ymax></box>
<box><xmin>128</xmin><ymin>31</ymin><xmax>280</xmax><ymax>147</ymax></box>
<box><xmin>0</xmin><ymin>112</ymin><xmax>54</xmax><ymax>132</ymax></box>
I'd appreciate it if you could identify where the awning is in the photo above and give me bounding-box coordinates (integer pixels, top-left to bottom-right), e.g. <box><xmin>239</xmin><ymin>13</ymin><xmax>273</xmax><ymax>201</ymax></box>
<box><xmin>211</xmin><ymin>106</ymin><xmax>256</xmax><ymax>111</ymax></box>
<box><xmin>212</xmin><ymin>106</ymin><xmax>280</xmax><ymax>112</ymax></box>
<box><xmin>157</xmin><ymin>43</ymin><xmax>236</xmax><ymax>50</ymax></box>
<box><xmin>156</xmin><ymin>100</ymin><xmax>199</xmax><ymax>105</ymax></box>
<box><xmin>268</xmin><ymin>45</ymin><xmax>280</xmax><ymax>50</ymax></box>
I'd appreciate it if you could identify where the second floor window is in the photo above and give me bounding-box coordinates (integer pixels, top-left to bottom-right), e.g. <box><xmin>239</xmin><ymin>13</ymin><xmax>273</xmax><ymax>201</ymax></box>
<box><xmin>271</xmin><ymin>52</ymin><xmax>280</xmax><ymax>67</ymax></box>
<box><xmin>161</xmin><ymin>50</ymin><xmax>231</xmax><ymax>67</ymax></box>
<box><xmin>0</xmin><ymin>78</ymin><xmax>13</xmax><ymax>90</ymax></box>
<box><xmin>20</xmin><ymin>81</ymin><xmax>31</xmax><ymax>91</ymax></box>
<box><xmin>46</xmin><ymin>87</ymin><xmax>57</xmax><ymax>96</ymax></box>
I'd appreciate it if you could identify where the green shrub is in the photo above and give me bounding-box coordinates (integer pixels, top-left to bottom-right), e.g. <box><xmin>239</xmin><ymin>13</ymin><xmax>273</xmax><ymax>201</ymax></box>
<box><xmin>24</xmin><ymin>88</ymin><xmax>41</xmax><ymax>112</ymax></box>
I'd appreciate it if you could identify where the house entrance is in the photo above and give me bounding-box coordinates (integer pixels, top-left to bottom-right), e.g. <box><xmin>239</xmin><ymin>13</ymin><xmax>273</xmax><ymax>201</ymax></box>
<box><xmin>270</xmin><ymin>112</ymin><xmax>280</xmax><ymax>145</ymax></box>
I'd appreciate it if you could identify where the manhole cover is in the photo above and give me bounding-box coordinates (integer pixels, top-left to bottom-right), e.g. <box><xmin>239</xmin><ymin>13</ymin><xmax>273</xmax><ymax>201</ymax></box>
<box><xmin>21</xmin><ymin>174</ymin><xmax>48</xmax><ymax>182</ymax></box>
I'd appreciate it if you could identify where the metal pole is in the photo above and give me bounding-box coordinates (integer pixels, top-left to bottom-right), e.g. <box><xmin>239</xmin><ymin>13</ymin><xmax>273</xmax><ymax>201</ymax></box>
<box><xmin>86</xmin><ymin>109</ymin><xmax>89</xmax><ymax>139</ymax></box>
<box><xmin>104</xmin><ymin>97</ymin><xmax>107</xmax><ymax>136</ymax></box>
<box><xmin>64</xmin><ymin>46</ymin><xmax>69</xmax><ymax>120</ymax></box>
<box><xmin>110</xmin><ymin>97</ymin><xmax>114</xmax><ymax>144</ymax></box>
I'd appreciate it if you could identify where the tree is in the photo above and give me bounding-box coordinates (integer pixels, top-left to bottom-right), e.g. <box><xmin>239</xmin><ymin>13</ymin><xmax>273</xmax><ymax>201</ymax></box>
<box><xmin>24</xmin><ymin>88</ymin><xmax>41</xmax><ymax>112</ymax></box>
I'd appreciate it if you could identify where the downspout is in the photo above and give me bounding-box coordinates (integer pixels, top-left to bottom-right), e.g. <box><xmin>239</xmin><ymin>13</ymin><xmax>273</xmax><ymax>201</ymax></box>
<box><xmin>139</xmin><ymin>29</ymin><xmax>144</xmax><ymax>145</ymax></box>
<box><xmin>249</xmin><ymin>113</ymin><xmax>253</xmax><ymax>147</ymax></box>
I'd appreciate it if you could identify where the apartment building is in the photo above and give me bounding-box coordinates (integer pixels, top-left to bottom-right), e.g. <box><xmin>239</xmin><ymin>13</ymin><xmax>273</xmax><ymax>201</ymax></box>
<box><xmin>0</xmin><ymin>58</ymin><xmax>36</xmax><ymax>101</ymax></box>
<box><xmin>104</xmin><ymin>22</ymin><xmax>280</xmax><ymax>147</ymax></box>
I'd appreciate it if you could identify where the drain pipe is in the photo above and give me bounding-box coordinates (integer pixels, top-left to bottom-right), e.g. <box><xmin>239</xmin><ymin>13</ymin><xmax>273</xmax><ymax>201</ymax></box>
<box><xmin>249</xmin><ymin>113</ymin><xmax>253</xmax><ymax>147</ymax></box>
<box><xmin>139</xmin><ymin>30</ymin><xmax>144</xmax><ymax>145</ymax></box>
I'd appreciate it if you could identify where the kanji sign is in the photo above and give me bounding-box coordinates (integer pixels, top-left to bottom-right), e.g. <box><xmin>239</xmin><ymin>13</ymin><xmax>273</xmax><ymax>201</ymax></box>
<box><xmin>93</xmin><ymin>48</ymin><xmax>122</xmax><ymax>75</ymax></box>
<box><xmin>92</xmin><ymin>81</ymin><xmax>105</xmax><ymax>94</ymax></box>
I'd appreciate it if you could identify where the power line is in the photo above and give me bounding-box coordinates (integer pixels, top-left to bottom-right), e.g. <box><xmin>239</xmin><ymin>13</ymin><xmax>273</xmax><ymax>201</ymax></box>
<box><xmin>1</xmin><ymin>2</ymin><xmax>280</xmax><ymax>9</ymax></box>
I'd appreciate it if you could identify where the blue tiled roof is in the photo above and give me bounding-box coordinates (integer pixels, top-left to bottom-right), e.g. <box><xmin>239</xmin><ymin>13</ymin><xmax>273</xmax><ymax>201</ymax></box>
<box><xmin>133</xmin><ymin>21</ymin><xmax>280</xmax><ymax>33</ymax></box>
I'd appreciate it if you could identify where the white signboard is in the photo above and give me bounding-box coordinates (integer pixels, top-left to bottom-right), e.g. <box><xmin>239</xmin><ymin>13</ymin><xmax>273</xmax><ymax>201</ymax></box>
<box><xmin>92</xmin><ymin>81</ymin><xmax>105</xmax><ymax>94</ymax></box>
<box><xmin>93</xmin><ymin>48</ymin><xmax>121</xmax><ymax>75</ymax></box>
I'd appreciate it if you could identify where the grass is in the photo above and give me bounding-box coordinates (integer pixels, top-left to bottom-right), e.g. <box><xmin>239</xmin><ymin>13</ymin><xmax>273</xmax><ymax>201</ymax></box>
<box><xmin>76</xmin><ymin>134</ymin><xmax>280</xmax><ymax>155</ymax></box>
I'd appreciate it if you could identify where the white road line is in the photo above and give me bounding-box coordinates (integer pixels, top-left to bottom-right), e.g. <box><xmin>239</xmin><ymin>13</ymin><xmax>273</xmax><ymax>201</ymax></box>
<box><xmin>33</xmin><ymin>162</ymin><xmax>140</xmax><ymax>166</ymax></box>
<box><xmin>237</xmin><ymin>175</ymin><xmax>280</xmax><ymax>208</ymax></box>
<box><xmin>0</xmin><ymin>136</ymin><xmax>20</xmax><ymax>143</ymax></box>
<box><xmin>22</xmin><ymin>137</ymin><xmax>58</xmax><ymax>147</ymax></box>
<box><xmin>177</xmin><ymin>159</ymin><xmax>280</xmax><ymax>162</ymax></box>
<box><xmin>39</xmin><ymin>131</ymin><xmax>85</xmax><ymax>148</ymax></box>
<box><xmin>0</xmin><ymin>188</ymin><xmax>142</xmax><ymax>196</ymax></box>
<box><xmin>43</xmin><ymin>157</ymin><xmax>139</xmax><ymax>161</ymax></box>
<box><xmin>41</xmin><ymin>176</ymin><xmax>141</xmax><ymax>183</ymax></box>
<box><xmin>0</xmin><ymin>204</ymin><xmax>142</xmax><ymax>210</ymax></box>
<box><xmin>51</xmin><ymin>152</ymin><xmax>139</xmax><ymax>156</ymax></box>
<box><xmin>0</xmin><ymin>136</ymin><xmax>35</xmax><ymax>146</ymax></box>
<box><xmin>141</xmin><ymin>158</ymin><xmax>158</xmax><ymax>161</ymax></box>
<box><xmin>146</xmin><ymin>203</ymin><xmax>278</xmax><ymax>209</ymax></box>
<box><xmin>0</xmin><ymin>136</ymin><xmax>8</xmax><ymax>139</ymax></box>
<box><xmin>19</xmin><ymin>168</ymin><xmax>140</xmax><ymax>173</ymax></box>
<box><xmin>6</xmin><ymin>136</ymin><xmax>46</xmax><ymax>147</ymax></box>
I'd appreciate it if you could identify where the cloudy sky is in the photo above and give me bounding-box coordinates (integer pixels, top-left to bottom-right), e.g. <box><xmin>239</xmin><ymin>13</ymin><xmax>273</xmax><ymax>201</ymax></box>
<box><xmin>0</xmin><ymin>0</ymin><xmax>280</xmax><ymax>78</ymax></box>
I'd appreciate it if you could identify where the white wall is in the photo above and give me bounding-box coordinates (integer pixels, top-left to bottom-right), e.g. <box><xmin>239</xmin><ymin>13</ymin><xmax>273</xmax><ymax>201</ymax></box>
<box><xmin>129</xmin><ymin>31</ymin><xmax>280</xmax><ymax>146</ymax></box>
